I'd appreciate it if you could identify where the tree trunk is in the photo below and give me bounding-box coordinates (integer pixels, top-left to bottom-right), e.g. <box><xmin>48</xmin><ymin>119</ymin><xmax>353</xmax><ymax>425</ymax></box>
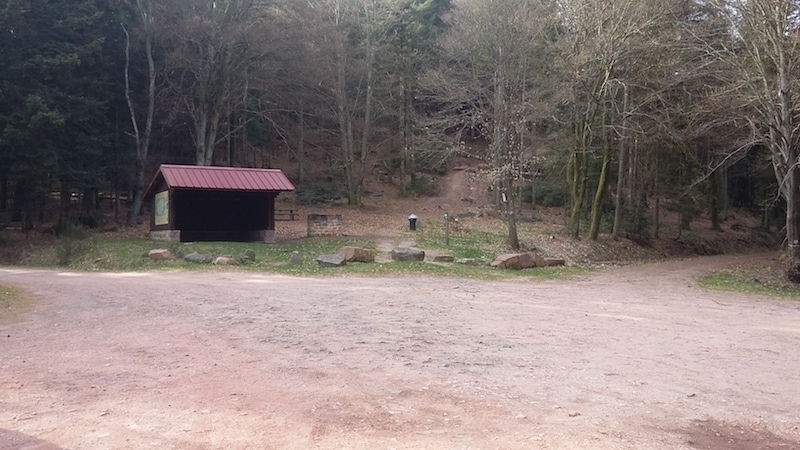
<box><xmin>0</xmin><ymin>172</ymin><xmax>8</xmax><ymax>210</ymax></box>
<box><xmin>611</xmin><ymin>84</ymin><xmax>628</xmax><ymax>240</ymax></box>
<box><xmin>123</xmin><ymin>5</ymin><xmax>155</xmax><ymax>227</ymax></box>
<box><xmin>59</xmin><ymin>182</ymin><xmax>72</xmax><ymax>225</ymax></box>
<box><xmin>588</xmin><ymin>145</ymin><xmax>611</xmax><ymax>241</ymax></box>
<box><xmin>356</xmin><ymin>15</ymin><xmax>376</xmax><ymax>208</ymax></box>
<box><xmin>568</xmin><ymin>121</ymin><xmax>589</xmax><ymax>238</ymax></box>
<box><xmin>506</xmin><ymin>178</ymin><xmax>520</xmax><ymax>250</ymax></box>
<box><xmin>589</xmin><ymin>111</ymin><xmax>612</xmax><ymax>241</ymax></box>
<box><xmin>297</xmin><ymin>110</ymin><xmax>305</xmax><ymax>184</ymax></box>
<box><xmin>709</xmin><ymin>169</ymin><xmax>722</xmax><ymax>231</ymax></box>
<box><xmin>785</xmin><ymin>164</ymin><xmax>800</xmax><ymax>281</ymax></box>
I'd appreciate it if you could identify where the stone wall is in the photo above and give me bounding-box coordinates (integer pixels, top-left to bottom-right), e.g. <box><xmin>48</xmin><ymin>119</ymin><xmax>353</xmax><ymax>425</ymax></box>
<box><xmin>149</xmin><ymin>230</ymin><xmax>181</xmax><ymax>242</ymax></box>
<box><xmin>307</xmin><ymin>214</ymin><xmax>343</xmax><ymax>237</ymax></box>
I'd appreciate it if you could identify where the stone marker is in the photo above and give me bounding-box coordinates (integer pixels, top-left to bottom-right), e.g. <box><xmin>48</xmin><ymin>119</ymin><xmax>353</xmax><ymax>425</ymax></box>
<box><xmin>391</xmin><ymin>247</ymin><xmax>425</xmax><ymax>262</ymax></box>
<box><xmin>243</xmin><ymin>249</ymin><xmax>256</xmax><ymax>262</ymax></box>
<box><xmin>340</xmin><ymin>247</ymin><xmax>375</xmax><ymax>263</ymax></box>
<box><xmin>148</xmin><ymin>249</ymin><xmax>172</xmax><ymax>261</ymax></box>
<box><xmin>316</xmin><ymin>253</ymin><xmax>347</xmax><ymax>267</ymax></box>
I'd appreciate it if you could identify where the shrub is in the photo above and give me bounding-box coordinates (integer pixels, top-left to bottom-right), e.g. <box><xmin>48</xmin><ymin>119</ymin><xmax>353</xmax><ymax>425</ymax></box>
<box><xmin>623</xmin><ymin>202</ymin><xmax>651</xmax><ymax>244</ymax></box>
<box><xmin>406</xmin><ymin>175</ymin><xmax>439</xmax><ymax>197</ymax></box>
<box><xmin>78</xmin><ymin>211</ymin><xmax>104</xmax><ymax>229</ymax></box>
<box><xmin>295</xmin><ymin>183</ymin><xmax>346</xmax><ymax>205</ymax></box>
<box><xmin>523</xmin><ymin>183</ymin><xmax>566</xmax><ymax>207</ymax></box>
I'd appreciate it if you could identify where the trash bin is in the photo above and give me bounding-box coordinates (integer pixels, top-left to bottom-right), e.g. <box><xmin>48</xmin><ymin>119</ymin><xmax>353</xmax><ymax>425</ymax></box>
<box><xmin>408</xmin><ymin>214</ymin><xmax>418</xmax><ymax>231</ymax></box>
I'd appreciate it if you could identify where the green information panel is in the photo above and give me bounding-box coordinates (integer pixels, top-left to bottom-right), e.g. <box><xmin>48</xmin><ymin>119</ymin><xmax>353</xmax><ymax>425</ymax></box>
<box><xmin>155</xmin><ymin>191</ymin><xmax>169</xmax><ymax>226</ymax></box>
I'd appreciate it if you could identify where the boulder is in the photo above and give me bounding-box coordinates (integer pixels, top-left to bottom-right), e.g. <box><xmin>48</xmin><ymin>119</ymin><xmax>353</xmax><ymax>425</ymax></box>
<box><xmin>148</xmin><ymin>249</ymin><xmax>172</xmax><ymax>261</ymax></box>
<box><xmin>316</xmin><ymin>253</ymin><xmax>347</xmax><ymax>267</ymax></box>
<box><xmin>213</xmin><ymin>256</ymin><xmax>239</xmax><ymax>265</ymax></box>
<box><xmin>545</xmin><ymin>258</ymin><xmax>566</xmax><ymax>267</ymax></box>
<box><xmin>391</xmin><ymin>247</ymin><xmax>425</xmax><ymax>262</ymax></box>
<box><xmin>340</xmin><ymin>246</ymin><xmax>375</xmax><ymax>263</ymax></box>
<box><xmin>288</xmin><ymin>251</ymin><xmax>303</xmax><ymax>266</ymax></box>
<box><xmin>527</xmin><ymin>251</ymin><xmax>548</xmax><ymax>268</ymax></box>
<box><xmin>432</xmin><ymin>255</ymin><xmax>455</xmax><ymax>263</ymax></box>
<box><xmin>491</xmin><ymin>253</ymin><xmax>537</xmax><ymax>270</ymax></box>
<box><xmin>491</xmin><ymin>252</ymin><xmax>551</xmax><ymax>270</ymax></box>
<box><xmin>184</xmin><ymin>252</ymin><xmax>211</xmax><ymax>264</ymax></box>
<box><xmin>243</xmin><ymin>249</ymin><xmax>257</xmax><ymax>262</ymax></box>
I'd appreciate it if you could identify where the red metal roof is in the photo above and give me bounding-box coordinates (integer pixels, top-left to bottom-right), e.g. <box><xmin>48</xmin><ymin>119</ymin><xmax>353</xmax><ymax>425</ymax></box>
<box><xmin>146</xmin><ymin>164</ymin><xmax>295</xmax><ymax>196</ymax></box>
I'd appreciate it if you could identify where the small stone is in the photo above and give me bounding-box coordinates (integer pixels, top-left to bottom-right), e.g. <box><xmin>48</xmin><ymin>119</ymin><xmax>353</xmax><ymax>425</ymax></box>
<box><xmin>340</xmin><ymin>247</ymin><xmax>375</xmax><ymax>263</ymax></box>
<box><xmin>456</xmin><ymin>258</ymin><xmax>479</xmax><ymax>266</ymax></box>
<box><xmin>184</xmin><ymin>252</ymin><xmax>210</xmax><ymax>264</ymax></box>
<box><xmin>391</xmin><ymin>247</ymin><xmax>425</xmax><ymax>262</ymax></box>
<box><xmin>569</xmin><ymin>412</ymin><xmax>581</xmax><ymax>418</ymax></box>
<box><xmin>243</xmin><ymin>249</ymin><xmax>256</xmax><ymax>262</ymax></box>
<box><xmin>148</xmin><ymin>249</ymin><xmax>172</xmax><ymax>261</ymax></box>
<box><xmin>289</xmin><ymin>251</ymin><xmax>303</xmax><ymax>266</ymax></box>
<box><xmin>213</xmin><ymin>256</ymin><xmax>239</xmax><ymax>265</ymax></box>
<box><xmin>316</xmin><ymin>253</ymin><xmax>346</xmax><ymax>267</ymax></box>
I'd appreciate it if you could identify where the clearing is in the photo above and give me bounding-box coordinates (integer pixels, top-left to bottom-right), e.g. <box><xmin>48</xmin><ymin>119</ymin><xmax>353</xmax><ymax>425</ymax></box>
<box><xmin>1</xmin><ymin>253</ymin><xmax>800</xmax><ymax>449</ymax></box>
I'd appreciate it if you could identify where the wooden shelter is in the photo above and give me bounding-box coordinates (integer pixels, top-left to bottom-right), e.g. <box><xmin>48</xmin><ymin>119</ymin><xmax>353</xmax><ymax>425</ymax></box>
<box><xmin>144</xmin><ymin>164</ymin><xmax>295</xmax><ymax>243</ymax></box>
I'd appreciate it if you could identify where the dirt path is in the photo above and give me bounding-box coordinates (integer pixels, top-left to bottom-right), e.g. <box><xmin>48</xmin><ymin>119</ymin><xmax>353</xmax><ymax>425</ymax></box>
<box><xmin>1</xmin><ymin>254</ymin><xmax>800</xmax><ymax>449</ymax></box>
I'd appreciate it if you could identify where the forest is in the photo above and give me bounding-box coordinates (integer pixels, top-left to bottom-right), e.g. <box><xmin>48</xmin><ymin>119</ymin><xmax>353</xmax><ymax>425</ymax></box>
<box><xmin>0</xmin><ymin>0</ymin><xmax>798</xmax><ymax>278</ymax></box>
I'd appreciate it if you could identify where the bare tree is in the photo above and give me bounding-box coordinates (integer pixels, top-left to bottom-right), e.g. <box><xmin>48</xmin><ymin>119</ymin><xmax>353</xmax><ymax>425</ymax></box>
<box><xmin>693</xmin><ymin>0</ymin><xmax>800</xmax><ymax>279</ymax></box>
<box><xmin>557</xmin><ymin>0</ymin><xmax>669</xmax><ymax>239</ymax></box>
<box><xmin>304</xmin><ymin>0</ymin><xmax>398</xmax><ymax>205</ymax></box>
<box><xmin>123</xmin><ymin>0</ymin><xmax>156</xmax><ymax>226</ymax></box>
<box><xmin>421</xmin><ymin>0</ymin><xmax>556</xmax><ymax>249</ymax></box>
<box><xmin>162</xmin><ymin>0</ymin><xmax>273</xmax><ymax>166</ymax></box>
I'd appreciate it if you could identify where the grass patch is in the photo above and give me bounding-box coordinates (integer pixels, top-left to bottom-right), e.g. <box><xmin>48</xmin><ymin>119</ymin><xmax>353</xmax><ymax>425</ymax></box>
<box><xmin>20</xmin><ymin>234</ymin><xmax>586</xmax><ymax>281</ymax></box>
<box><xmin>415</xmin><ymin>226</ymin><xmax>509</xmax><ymax>264</ymax></box>
<box><xmin>699</xmin><ymin>268</ymin><xmax>800</xmax><ymax>298</ymax></box>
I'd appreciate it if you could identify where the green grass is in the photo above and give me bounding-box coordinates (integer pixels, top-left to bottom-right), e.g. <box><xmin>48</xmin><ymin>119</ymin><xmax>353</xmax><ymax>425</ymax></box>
<box><xmin>415</xmin><ymin>226</ymin><xmax>509</xmax><ymax>263</ymax></box>
<box><xmin>19</xmin><ymin>233</ymin><xmax>587</xmax><ymax>281</ymax></box>
<box><xmin>698</xmin><ymin>269</ymin><xmax>800</xmax><ymax>298</ymax></box>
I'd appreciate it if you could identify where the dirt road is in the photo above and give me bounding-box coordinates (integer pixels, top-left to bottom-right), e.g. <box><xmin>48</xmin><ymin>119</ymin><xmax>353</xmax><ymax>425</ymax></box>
<box><xmin>1</xmin><ymin>254</ymin><xmax>799</xmax><ymax>449</ymax></box>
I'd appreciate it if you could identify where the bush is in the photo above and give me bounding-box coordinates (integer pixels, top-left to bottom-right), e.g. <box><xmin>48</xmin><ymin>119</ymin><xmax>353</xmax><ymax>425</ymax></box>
<box><xmin>623</xmin><ymin>202</ymin><xmax>651</xmax><ymax>244</ymax></box>
<box><xmin>295</xmin><ymin>184</ymin><xmax>346</xmax><ymax>205</ymax></box>
<box><xmin>78</xmin><ymin>211</ymin><xmax>104</xmax><ymax>229</ymax></box>
<box><xmin>405</xmin><ymin>175</ymin><xmax>439</xmax><ymax>197</ymax></box>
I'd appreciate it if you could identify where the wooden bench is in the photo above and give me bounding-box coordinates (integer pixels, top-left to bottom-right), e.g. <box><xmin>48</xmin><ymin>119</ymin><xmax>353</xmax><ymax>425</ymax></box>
<box><xmin>275</xmin><ymin>209</ymin><xmax>299</xmax><ymax>221</ymax></box>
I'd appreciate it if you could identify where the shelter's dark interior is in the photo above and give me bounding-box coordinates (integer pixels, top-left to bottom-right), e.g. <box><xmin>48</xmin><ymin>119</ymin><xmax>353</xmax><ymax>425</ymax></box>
<box><xmin>173</xmin><ymin>190</ymin><xmax>274</xmax><ymax>242</ymax></box>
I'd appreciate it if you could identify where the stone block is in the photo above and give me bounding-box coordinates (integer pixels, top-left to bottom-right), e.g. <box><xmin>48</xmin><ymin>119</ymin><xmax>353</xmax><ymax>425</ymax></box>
<box><xmin>316</xmin><ymin>253</ymin><xmax>347</xmax><ymax>267</ymax></box>
<box><xmin>340</xmin><ymin>247</ymin><xmax>375</xmax><ymax>263</ymax></box>
<box><xmin>391</xmin><ymin>247</ymin><xmax>425</xmax><ymax>262</ymax></box>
